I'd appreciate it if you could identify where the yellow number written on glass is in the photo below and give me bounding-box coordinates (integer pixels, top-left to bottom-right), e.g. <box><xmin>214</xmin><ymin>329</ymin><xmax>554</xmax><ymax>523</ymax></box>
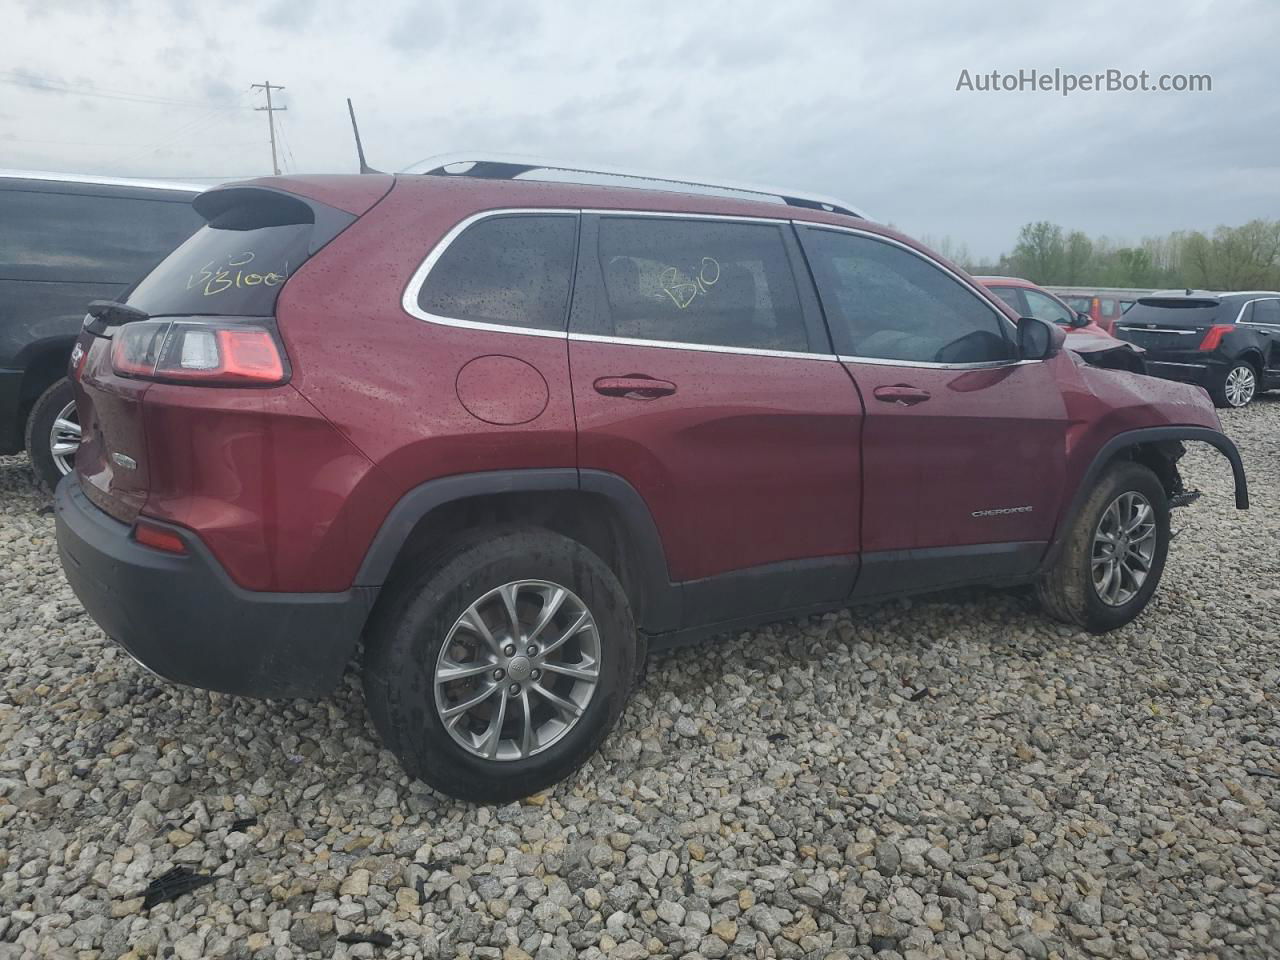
<box><xmin>187</xmin><ymin>252</ymin><xmax>289</xmax><ymax>296</ymax></box>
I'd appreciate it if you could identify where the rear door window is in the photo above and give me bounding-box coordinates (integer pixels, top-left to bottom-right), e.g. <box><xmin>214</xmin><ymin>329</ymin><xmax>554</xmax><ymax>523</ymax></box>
<box><xmin>416</xmin><ymin>214</ymin><xmax>578</xmax><ymax>332</ymax></box>
<box><xmin>592</xmin><ymin>217</ymin><xmax>809</xmax><ymax>352</ymax></box>
<box><xmin>0</xmin><ymin>188</ymin><xmax>201</xmax><ymax>284</ymax></box>
<box><xmin>801</xmin><ymin>228</ymin><xmax>1014</xmax><ymax>364</ymax></box>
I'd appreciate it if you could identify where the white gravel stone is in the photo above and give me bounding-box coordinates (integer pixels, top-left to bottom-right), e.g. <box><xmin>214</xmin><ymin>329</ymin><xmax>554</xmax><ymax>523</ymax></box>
<box><xmin>1</xmin><ymin>400</ymin><xmax>1278</xmax><ymax>959</ymax></box>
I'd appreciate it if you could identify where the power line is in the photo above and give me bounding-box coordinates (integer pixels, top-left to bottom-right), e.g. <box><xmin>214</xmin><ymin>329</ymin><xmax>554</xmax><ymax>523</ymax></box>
<box><xmin>250</xmin><ymin>81</ymin><xmax>287</xmax><ymax>176</ymax></box>
<box><xmin>0</xmin><ymin>70</ymin><xmax>244</xmax><ymax>110</ymax></box>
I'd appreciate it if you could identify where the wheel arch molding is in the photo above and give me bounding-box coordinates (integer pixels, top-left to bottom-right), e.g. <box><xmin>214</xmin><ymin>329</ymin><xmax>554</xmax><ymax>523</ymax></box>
<box><xmin>1042</xmin><ymin>426</ymin><xmax>1249</xmax><ymax>570</ymax></box>
<box><xmin>354</xmin><ymin>468</ymin><xmax>680</xmax><ymax>633</ymax></box>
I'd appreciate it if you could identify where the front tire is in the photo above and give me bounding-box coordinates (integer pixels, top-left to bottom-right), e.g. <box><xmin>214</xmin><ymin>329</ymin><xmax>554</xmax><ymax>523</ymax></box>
<box><xmin>25</xmin><ymin>377</ymin><xmax>80</xmax><ymax>493</ymax></box>
<box><xmin>1210</xmin><ymin>360</ymin><xmax>1258</xmax><ymax>408</ymax></box>
<box><xmin>1037</xmin><ymin>461</ymin><xmax>1170</xmax><ymax>633</ymax></box>
<box><xmin>362</xmin><ymin>527</ymin><xmax>638</xmax><ymax>803</ymax></box>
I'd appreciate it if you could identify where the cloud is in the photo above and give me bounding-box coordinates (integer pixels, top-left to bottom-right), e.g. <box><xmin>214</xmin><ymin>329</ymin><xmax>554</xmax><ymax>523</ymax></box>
<box><xmin>1</xmin><ymin>0</ymin><xmax>1277</xmax><ymax>255</ymax></box>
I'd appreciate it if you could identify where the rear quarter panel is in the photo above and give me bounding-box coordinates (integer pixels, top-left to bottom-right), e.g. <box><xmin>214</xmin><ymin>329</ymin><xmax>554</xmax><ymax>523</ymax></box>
<box><xmin>272</xmin><ymin>179</ymin><xmax>578</xmax><ymax>588</ymax></box>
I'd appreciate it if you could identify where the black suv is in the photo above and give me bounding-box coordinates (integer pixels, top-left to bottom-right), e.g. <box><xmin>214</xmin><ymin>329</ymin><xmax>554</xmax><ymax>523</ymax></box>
<box><xmin>1115</xmin><ymin>291</ymin><xmax>1280</xmax><ymax>408</ymax></box>
<box><xmin>0</xmin><ymin>172</ymin><xmax>203</xmax><ymax>488</ymax></box>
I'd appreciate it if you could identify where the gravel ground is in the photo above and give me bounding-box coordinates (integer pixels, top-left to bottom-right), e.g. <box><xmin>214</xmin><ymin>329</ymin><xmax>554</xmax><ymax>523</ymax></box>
<box><xmin>1</xmin><ymin>398</ymin><xmax>1278</xmax><ymax>960</ymax></box>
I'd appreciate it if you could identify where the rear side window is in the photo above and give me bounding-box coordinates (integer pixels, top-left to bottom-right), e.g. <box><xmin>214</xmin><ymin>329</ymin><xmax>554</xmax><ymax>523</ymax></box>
<box><xmin>802</xmin><ymin>228</ymin><xmax>1014</xmax><ymax>364</ymax></box>
<box><xmin>988</xmin><ymin>286</ymin><xmax>1025</xmax><ymax>313</ymax></box>
<box><xmin>0</xmin><ymin>188</ymin><xmax>201</xmax><ymax>284</ymax></box>
<box><xmin>1251</xmin><ymin>299</ymin><xmax>1280</xmax><ymax>324</ymax></box>
<box><xmin>417</xmin><ymin>215</ymin><xmax>577</xmax><ymax>332</ymax></box>
<box><xmin>126</xmin><ymin>189</ymin><xmax>348</xmax><ymax>317</ymax></box>
<box><xmin>594</xmin><ymin>217</ymin><xmax>808</xmax><ymax>351</ymax></box>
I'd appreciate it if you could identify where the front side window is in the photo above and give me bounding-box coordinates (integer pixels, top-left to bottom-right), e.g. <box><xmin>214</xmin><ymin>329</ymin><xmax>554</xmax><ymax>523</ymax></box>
<box><xmin>418</xmin><ymin>214</ymin><xmax>578</xmax><ymax>332</ymax></box>
<box><xmin>802</xmin><ymin>229</ymin><xmax>1014</xmax><ymax>364</ymax></box>
<box><xmin>594</xmin><ymin>217</ymin><xmax>809</xmax><ymax>352</ymax></box>
<box><xmin>1022</xmin><ymin>288</ymin><xmax>1074</xmax><ymax>325</ymax></box>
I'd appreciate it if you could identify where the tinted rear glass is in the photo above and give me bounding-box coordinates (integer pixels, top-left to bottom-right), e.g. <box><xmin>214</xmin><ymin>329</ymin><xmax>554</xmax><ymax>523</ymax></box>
<box><xmin>0</xmin><ymin>188</ymin><xmax>202</xmax><ymax>283</ymax></box>
<box><xmin>126</xmin><ymin>192</ymin><xmax>316</xmax><ymax>317</ymax></box>
<box><xmin>417</xmin><ymin>215</ymin><xmax>578</xmax><ymax>332</ymax></box>
<box><xmin>1123</xmin><ymin>298</ymin><xmax>1223</xmax><ymax>327</ymax></box>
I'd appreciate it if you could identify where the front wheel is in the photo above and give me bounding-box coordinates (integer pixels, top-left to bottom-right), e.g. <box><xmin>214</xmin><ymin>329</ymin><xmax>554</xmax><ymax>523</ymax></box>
<box><xmin>1211</xmin><ymin>360</ymin><xmax>1258</xmax><ymax>408</ymax></box>
<box><xmin>362</xmin><ymin>527</ymin><xmax>639</xmax><ymax>803</ymax></box>
<box><xmin>25</xmin><ymin>377</ymin><xmax>81</xmax><ymax>493</ymax></box>
<box><xmin>1037</xmin><ymin>461</ymin><xmax>1170</xmax><ymax>633</ymax></box>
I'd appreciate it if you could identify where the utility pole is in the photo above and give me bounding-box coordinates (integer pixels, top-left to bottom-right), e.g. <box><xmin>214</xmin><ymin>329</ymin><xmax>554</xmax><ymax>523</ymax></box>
<box><xmin>251</xmin><ymin>81</ymin><xmax>287</xmax><ymax>175</ymax></box>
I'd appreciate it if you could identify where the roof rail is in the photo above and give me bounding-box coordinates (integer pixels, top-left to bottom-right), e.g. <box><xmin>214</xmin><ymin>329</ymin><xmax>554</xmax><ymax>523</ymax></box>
<box><xmin>401</xmin><ymin>152</ymin><xmax>868</xmax><ymax>219</ymax></box>
<box><xmin>0</xmin><ymin>169</ymin><xmax>209</xmax><ymax>193</ymax></box>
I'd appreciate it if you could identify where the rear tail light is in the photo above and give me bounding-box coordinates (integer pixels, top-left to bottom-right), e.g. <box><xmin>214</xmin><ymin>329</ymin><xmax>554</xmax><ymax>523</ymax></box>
<box><xmin>110</xmin><ymin>319</ymin><xmax>289</xmax><ymax>385</ymax></box>
<box><xmin>1199</xmin><ymin>325</ymin><xmax>1233</xmax><ymax>351</ymax></box>
<box><xmin>133</xmin><ymin>520</ymin><xmax>188</xmax><ymax>555</ymax></box>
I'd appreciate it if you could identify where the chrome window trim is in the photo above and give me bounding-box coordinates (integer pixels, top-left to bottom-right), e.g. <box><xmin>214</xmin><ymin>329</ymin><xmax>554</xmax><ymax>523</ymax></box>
<box><xmin>837</xmin><ymin>354</ymin><xmax>1039</xmax><ymax>371</ymax></box>
<box><xmin>569</xmin><ymin>331</ymin><xmax>836</xmax><ymax>361</ymax></box>
<box><xmin>401</xmin><ymin>207</ymin><xmax>579</xmax><ymax>340</ymax></box>
<box><xmin>403</xmin><ymin>207</ymin><xmax>1033</xmax><ymax>366</ymax></box>
<box><xmin>1115</xmin><ymin>326</ymin><xmax>1199</xmax><ymax>335</ymax></box>
<box><xmin>1236</xmin><ymin>296</ymin><xmax>1280</xmax><ymax>325</ymax></box>
<box><xmin>403</xmin><ymin>206</ymin><xmax>836</xmax><ymax>356</ymax></box>
<box><xmin>586</xmin><ymin>208</ymin><xmax>789</xmax><ymax>225</ymax></box>
<box><xmin>0</xmin><ymin>168</ymin><xmax>208</xmax><ymax>193</ymax></box>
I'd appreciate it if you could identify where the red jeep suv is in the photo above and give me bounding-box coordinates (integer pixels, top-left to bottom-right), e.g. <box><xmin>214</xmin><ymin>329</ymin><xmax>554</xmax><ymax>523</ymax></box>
<box><xmin>55</xmin><ymin>157</ymin><xmax>1248</xmax><ymax>802</ymax></box>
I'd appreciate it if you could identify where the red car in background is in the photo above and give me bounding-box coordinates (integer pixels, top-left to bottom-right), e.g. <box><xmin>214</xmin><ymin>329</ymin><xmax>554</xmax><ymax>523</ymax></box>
<box><xmin>976</xmin><ymin>276</ymin><xmax>1106</xmax><ymax>335</ymax></box>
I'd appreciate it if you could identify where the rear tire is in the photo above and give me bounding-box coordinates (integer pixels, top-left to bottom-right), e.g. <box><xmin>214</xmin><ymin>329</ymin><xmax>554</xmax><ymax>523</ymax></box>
<box><xmin>1037</xmin><ymin>461</ymin><xmax>1169</xmax><ymax>634</ymax></box>
<box><xmin>1210</xmin><ymin>360</ymin><xmax>1258</xmax><ymax>408</ymax></box>
<box><xmin>25</xmin><ymin>378</ymin><xmax>80</xmax><ymax>493</ymax></box>
<box><xmin>362</xmin><ymin>527</ymin><xmax>638</xmax><ymax>803</ymax></box>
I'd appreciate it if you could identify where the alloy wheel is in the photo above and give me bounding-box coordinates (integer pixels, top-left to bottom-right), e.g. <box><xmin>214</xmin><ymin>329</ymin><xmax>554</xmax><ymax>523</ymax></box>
<box><xmin>49</xmin><ymin>401</ymin><xmax>81</xmax><ymax>476</ymax></box>
<box><xmin>1224</xmin><ymin>364</ymin><xmax>1256</xmax><ymax>407</ymax></box>
<box><xmin>434</xmin><ymin>579</ymin><xmax>600</xmax><ymax>761</ymax></box>
<box><xmin>1091</xmin><ymin>491</ymin><xmax>1157</xmax><ymax>607</ymax></box>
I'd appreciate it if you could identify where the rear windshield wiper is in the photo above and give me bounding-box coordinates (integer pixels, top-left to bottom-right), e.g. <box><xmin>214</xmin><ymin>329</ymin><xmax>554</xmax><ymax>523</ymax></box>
<box><xmin>85</xmin><ymin>300</ymin><xmax>150</xmax><ymax>334</ymax></box>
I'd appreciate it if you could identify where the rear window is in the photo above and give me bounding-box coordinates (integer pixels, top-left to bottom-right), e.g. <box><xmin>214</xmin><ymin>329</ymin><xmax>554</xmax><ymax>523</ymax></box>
<box><xmin>0</xmin><ymin>188</ymin><xmax>201</xmax><ymax>284</ymax></box>
<box><xmin>1122</xmin><ymin>298</ymin><xmax>1222</xmax><ymax>327</ymax></box>
<box><xmin>126</xmin><ymin>189</ymin><xmax>342</xmax><ymax>317</ymax></box>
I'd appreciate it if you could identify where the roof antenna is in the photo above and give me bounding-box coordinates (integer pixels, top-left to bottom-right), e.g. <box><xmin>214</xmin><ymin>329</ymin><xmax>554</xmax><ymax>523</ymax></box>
<box><xmin>347</xmin><ymin>98</ymin><xmax>381</xmax><ymax>174</ymax></box>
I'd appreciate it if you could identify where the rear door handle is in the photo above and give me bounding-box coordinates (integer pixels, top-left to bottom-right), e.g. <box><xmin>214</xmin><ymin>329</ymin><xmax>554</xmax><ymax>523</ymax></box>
<box><xmin>593</xmin><ymin>376</ymin><xmax>677</xmax><ymax>400</ymax></box>
<box><xmin>873</xmin><ymin>384</ymin><xmax>931</xmax><ymax>405</ymax></box>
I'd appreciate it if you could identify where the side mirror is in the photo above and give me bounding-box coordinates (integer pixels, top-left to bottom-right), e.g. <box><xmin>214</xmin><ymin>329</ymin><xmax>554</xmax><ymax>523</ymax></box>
<box><xmin>1071</xmin><ymin>311</ymin><xmax>1091</xmax><ymax>328</ymax></box>
<box><xmin>1017</xmin><ymin>316</ymin><xmax>1066</xmax><ymax>361</ymax></box>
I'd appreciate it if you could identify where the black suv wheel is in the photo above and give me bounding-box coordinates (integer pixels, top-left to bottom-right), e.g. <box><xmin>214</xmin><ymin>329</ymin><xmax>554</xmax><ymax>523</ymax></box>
<box><xmin>362</xmin><ymin>527</ymin><xmax>639</xmax><ymax>802</ymax></box>
<box><xmin>25</xmin><ymin>378</ymin><xmax>81</xmax><ymax>493</ymax></box>
<box><xmin>1210</xmin><ymin>360</ymin><xmax>1259</xmax><ymax>408</ymax></box>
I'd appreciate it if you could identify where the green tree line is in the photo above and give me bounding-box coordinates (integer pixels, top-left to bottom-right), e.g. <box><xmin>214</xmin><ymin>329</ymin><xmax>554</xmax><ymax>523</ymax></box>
<box><xmin>933</xmin><ymin>219</ymin><xmax>1280</xmax><ymax>291</ymax></box>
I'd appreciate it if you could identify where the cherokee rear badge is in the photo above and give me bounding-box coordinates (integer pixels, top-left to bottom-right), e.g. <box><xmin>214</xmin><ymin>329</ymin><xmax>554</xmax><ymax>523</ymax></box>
<box><xmin>972</xmin><ymin>505</ymin><xmax>1033</xmax><ymax>517</ymax></box>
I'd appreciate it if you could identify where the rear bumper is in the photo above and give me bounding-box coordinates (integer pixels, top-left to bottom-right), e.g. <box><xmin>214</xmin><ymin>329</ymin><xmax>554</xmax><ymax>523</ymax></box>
<box><xmin>54</xmin><ymin>476</ymin><xmax>376</xmax><ymax>698</ymax></box>
<box><xmin>0</xmin><ymin>367</ymin><xmax>24</xmax><ymax>455</ymax></box>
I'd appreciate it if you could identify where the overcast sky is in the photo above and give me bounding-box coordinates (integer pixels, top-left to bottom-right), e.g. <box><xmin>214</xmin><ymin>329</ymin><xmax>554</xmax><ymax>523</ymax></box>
<box><xmin>3</xmin><ymin>0</ymin><xmax>1277</xmax><ymax>259</ymax></box>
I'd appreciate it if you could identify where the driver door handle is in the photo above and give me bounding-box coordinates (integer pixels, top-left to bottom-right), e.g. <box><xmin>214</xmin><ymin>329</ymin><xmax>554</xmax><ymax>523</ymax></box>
<box><xmin>593</xmin><ymin>376</ymin><xmax>677</xmax><ymax>400</ymax></box>
<box><xmin>873</xmin><ymin>384</ymin><xmax>931</xmax><ymax>405</ymax></box>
